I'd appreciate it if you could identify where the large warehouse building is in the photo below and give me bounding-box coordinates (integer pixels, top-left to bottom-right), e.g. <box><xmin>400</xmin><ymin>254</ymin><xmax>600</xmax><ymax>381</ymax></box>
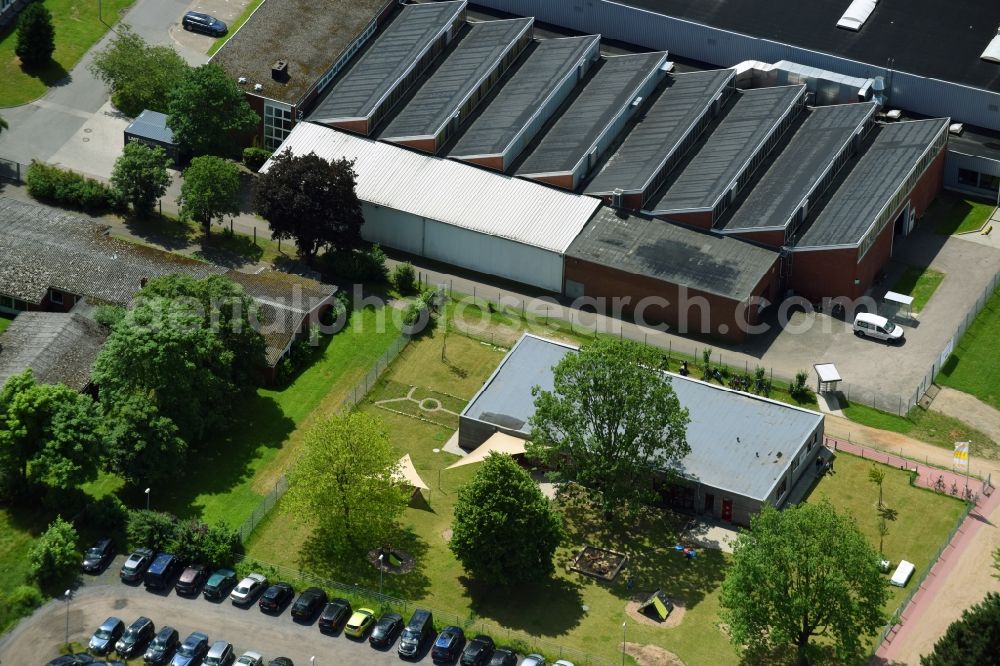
<box><xmin>459</xmin><ymin>334</ymin><xmax>825</xmax><ymax>526</ymax></box>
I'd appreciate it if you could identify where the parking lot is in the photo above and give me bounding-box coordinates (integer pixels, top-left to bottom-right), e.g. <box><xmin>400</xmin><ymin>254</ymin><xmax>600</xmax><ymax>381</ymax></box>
<box><xmin>0</xmin><ymin>558</ymin><xmax>430</xmax><ymax>666</ymax></box>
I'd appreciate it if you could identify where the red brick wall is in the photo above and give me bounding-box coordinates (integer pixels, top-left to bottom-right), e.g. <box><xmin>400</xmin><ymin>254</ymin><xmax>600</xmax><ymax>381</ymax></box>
<box><xmin>788</xmin><ymin>247</ymin><xmax>859</xmax><ymax>301</ymax></box>
<box><xmin>459</xmin><ymin>155</ymin><xmax>505</xmax><ymax>171</ymax></box>
<box><xmin>727</xmin><ymin>228</ymin><xmax>785</xmax><ymax>248</ymax></box>
<box><xmin>244</xmin><ymin>94</ymin><xmax>266</xmax><ymax>146</ymax></box>
<box><xmin>390</xmin><ymin>137</ymin><xmax>438</xmax><ymax>154</ymax></box>
<box><xmin>657</xmin><ymin>210</ymin><xmax>715</xmax><ymax>230</ymax></box>
<box><xmin>525</xmin><ymin>173</ymin><xmax>574</xmax><ymax>190</ymax></box>
<box><xmin>911</xmin><ymin>149</ymin><xmax>946</xmax><ymax>223</ymax></box>
<box><xmin>328</xmin><ymin>118</ymin><xmax>371</xmax><ymax>136</ymax></box>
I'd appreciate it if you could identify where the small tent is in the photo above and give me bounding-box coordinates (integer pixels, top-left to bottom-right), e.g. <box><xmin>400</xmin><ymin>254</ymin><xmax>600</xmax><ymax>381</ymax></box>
<box><xmin>637</xmin><ymin>590</ymin><xmax>674</xmax><ymax>621</ymax></box>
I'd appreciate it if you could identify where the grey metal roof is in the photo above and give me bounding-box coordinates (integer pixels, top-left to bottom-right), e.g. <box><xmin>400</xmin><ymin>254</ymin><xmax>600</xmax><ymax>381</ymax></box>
<box><xmin>381</xmin><ymin>17</ymin><xmax>534</xmax><ymax>141</ymax></box>
<box><xmin>0</xmin><ymin>313</ymin><xmax>108</xmax><ymax>391</ymax></box>
<box><xmin>124</xmin><ymin>110</ymin><xmax>175</xmax><ymax>145</ymax></box>
<box><xmin>722</xmin><ymin>102</ymin><xmax>876</xmax><ymax>233</ymax></box>
<box><xmin>566</xmin><ymin>207</ymin><xmax>778</xmax><ymax>301</ymax></box>
<box><xmin>516</xmin><ymin>51</ymin><xmax>668</xmax><ymax>177</ymax></box>
<box><xmin>585</xmin><ymin>69</ymin><xmax>735</xmax><ymax>196</ymax></box>
<box><xmin>647</xmin><ymin>85</ymin><xmax>805</xmax><ymax>214</ymax></box>
<box><xmin>461</xmin><ymin>333</ymin><xmax>823</xmax><ymax>501</ymax></box>
<box><xmin>448</xmin><ymin>35</ymin><xmax>599</xmax><ymax>160</ymax></box>
<box><xmin>796</xmin><ymin>118</ymin><xmax>948</xmax><ymax>248</ymax></box>
<box><xmin>308</xmin><ymin>1</ymin><xmax>466</xmax><ymax>124</ymax></box>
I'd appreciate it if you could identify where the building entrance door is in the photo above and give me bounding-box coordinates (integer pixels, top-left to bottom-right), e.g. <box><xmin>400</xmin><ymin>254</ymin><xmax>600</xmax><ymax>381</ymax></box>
<box><xmin>721</xmin><ymin>499</ymin><xmax>733</xmax><ymax>523</ymax></box>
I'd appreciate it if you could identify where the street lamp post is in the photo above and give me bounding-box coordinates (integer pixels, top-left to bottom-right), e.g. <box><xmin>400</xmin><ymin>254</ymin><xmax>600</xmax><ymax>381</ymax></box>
<box><xmin>145</xmin><ymin>487</ymin><xmax>150</xmax><ymax>511</ymax></box>
<box><xmin>621</xmin><ymin>621</ymin><xmax>627</xmax><ymax>666</ymax></box>
<box><xmin>378</xmin><ymin>552</ymin><xmax>385</xmax><ymax>596</ymax></box>
<box><xmin>64</xmin><ymin>589</ymin><xmax>72</xmax><ymax>648</ymax></box>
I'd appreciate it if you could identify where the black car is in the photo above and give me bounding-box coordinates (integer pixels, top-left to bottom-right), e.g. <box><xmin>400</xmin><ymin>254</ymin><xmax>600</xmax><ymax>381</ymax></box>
<box><xmin>290</xmin><ymin>587</ymin><xmax>327</xmax><ymax>620</ymax></box>
<box><xmin>170</xmin><ymin>631</ymin><xmax>210</xmax><ymax>666</ymax></box>
<box><xmin>144</xmin><ymin>626</ymin><xmax>180</xmax><ymax>665</ymax></box>
<box><xmin>82</xmin><ymin>538</ymin><xmax>114</xmax><ymax>573</ymax></box>
<box><xmin>258</xmin><ymin>582</ymin><xmax>294</xmax><ymax>613</ymax></box>
<box><xmin>202</xmin><ymin>568</ymin><xmax>237</xmax><ymax>600</ymax></box>
<box><xmin>486</xmin><ymin>648</ymin><xmax>517</xmax><ymax>666</ymax></box>
<box><xmin>144</xmin><ymin>552</ymin><xmax>179</xmax><ymax>590</ymax></box>
<box><xmin>45</xmin><ymin>655</ymin><xmax>96</xmax><ymax>666</ymax></box>
<box><xmin>120</xmin><ymin>548</ymin><xmax>155</xmax><ymax>583</ymax></box>
<box><xmin>432</xmin><ymin>626</ymin><xmax>466</xmax><ymax>663</ymax></box>
<box><xmin>175</xmin><ymin>564</ymin><xmax>209</xmax><ymax>596</ymax></box>
<box><xmin>89</xmin><ymin>616</ymin><xmax>125</xmax><ymax>655</ymax></box>
<box><xmin>182</xmin><ymin>11</ymin><xmax>227</xmax><ymax>37</ymax></box>
<box><xmin>267</xmin><ymin>659</ymin><xmax>293</xmax><ymax>666</ymax></box>
<box><xmin>368</xmin><ymin>612</ymin><xmax>403</xmax><ymax>648</ymax></box>
<box><xmin>318</xmin><ymin>598</ymin><xmax>352</xmax><ymax>633</ymax></box>
<box><xmin>116</xmin><ymin>616</ymin><xmax>155</xmax><ymax>658</ymax></box>
<box><xmin>460</xmin><ymin>635</ymin><xmax>495</xmax><ymax>666</ymax></box>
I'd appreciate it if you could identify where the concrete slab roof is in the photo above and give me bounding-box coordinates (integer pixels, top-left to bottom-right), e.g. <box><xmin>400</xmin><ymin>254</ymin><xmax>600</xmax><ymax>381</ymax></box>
<box><xmin>585</xmin><ymin>69</ymin><xmax>735</xmax><ymax>196</ymax></box>
<box><xmin>461</xmin><ymin>333</ymin><xmax>824</xmax><ymax>501</ymax></box>
<box><xmin>647</xmin><ymin>85</ymin><xmax>806</xmax><ymax>214</ymax></box>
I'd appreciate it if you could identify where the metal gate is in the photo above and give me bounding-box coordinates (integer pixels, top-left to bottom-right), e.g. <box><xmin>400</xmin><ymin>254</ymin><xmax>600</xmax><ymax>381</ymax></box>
<box><xmin>0</xmin><ymin>158</ymin><xmax>22</xmax><ymax>184</ymax></box>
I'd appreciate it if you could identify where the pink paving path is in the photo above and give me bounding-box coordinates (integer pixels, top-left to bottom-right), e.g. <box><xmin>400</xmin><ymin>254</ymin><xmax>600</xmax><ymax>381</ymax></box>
<box><xmin>823</xmin><ymin>437</ymin><xmax>999</xmax><ymax>663</ymax></box>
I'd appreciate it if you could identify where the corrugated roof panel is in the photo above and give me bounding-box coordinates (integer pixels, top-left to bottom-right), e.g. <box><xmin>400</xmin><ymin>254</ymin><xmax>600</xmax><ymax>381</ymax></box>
<box><xmin>263</xmin><ymin>122</ymin><xmax>601</xmax><ymax>253</ymax></box>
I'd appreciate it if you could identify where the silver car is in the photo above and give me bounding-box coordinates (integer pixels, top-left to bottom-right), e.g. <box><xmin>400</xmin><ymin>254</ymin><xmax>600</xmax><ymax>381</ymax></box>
<box><xmin>204</xmin><ymin>640</ymin><xmax>235</xmax><ymax>666</ymax></box>
<box><xmin>236</xmin><ymin>652</ymin><xmax>264</xmax><ymax>666</ymax></box>
<box><xmin>230</xmin><ymin>573</ymin><xmax>268</xmax><ymax>605</ymax></box>
<box><xmin>522</xmin><ymin>655</ymin><xmax>546</xmax><ymax>666</ymax></box>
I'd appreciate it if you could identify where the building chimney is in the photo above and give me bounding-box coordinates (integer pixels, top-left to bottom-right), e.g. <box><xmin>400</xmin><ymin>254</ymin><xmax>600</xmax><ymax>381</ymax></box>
<box><xmin>271</xmin><ymin>60</ymin><xmax>289</xmax><ymax>82</ymax></box>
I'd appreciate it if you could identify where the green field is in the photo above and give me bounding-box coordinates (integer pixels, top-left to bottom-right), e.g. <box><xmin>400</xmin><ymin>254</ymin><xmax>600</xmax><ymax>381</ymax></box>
<box><xmin>937</xmin><ymin>281</ymin><xmax>1000</xmax><ymax>410</ymax></box>
<box><xmin>927</xmin><ymin>192</ymin><xmax>995</xmax><ymax>235</ymax></box>
<box><xmin>890</xmin><ymin>265</ymin><xmax>945</xmax><ymax>313</ymax></box>
<box><xmin>0</xmin><ymin>0</ymin><xmax>134</xmax><ymax>107</ymax></box>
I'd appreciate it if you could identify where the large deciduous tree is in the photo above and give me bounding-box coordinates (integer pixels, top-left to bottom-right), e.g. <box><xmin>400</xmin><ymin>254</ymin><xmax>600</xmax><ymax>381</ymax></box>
<box><xmin>720</xmin><ymin>502</ymin><xmax>888</xmax><ymax>666</ymax></box>
<box><xmin>167</xmin><ymin>64</ymin><xmax>258</xmax><ymax>157</ymax></box>
<box><xmin>253</xmin><ymin>150</ymin><xmax>364</xmax><ymax>262</ymax></box>
<box><xmin>528</xmin><ymin>338</ymin><xmax>690</xmax><ymax>514</ymax></box>
<box><xmin>28</xmin><ymin>517</ymin><xmax>79</xmax><ymax>589</ymax></box>
<box><xmin>89</xmin><ymin>26</ymin><xmax>189</xmax><ymax>117</ymax></box>
<box><xmin>111</xmin><ymin>142</ymin><xmax>171</xmax><ymax>217</ymax></box>
<box><xmin>450</xmin><ymin>453</ymin><xmax>562</xmax><ymax>587</ymax></box>
<box><xmin>101</xmin><ymin>393</ymin><xmax>187</xmax><ymax>487</ymax></box>
<box><xmin>921</xmin><ymin>592</ymin><xmax>1000</xmax><ymax>665</ymax></box>
<box><xmin>285</xmin><ymin>413</ymin><xmax>409</xmax><ymax>557</ymax></box>
<box><xmin>177</xmin><ymin>155</ymin><xmax>242</xmax><ymax>233</ymax></box>
<box><xmin>15</xmin><ymin>3</ymin><xmax>55</xmax><ymax>67</ymax></box>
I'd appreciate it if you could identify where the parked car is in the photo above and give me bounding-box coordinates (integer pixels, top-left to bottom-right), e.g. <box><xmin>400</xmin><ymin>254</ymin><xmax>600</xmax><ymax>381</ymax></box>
<box><xmin>318</xmin><ymin>598</ymin><xmax>352</xmax><ymax>633</ymax></box>
<box><xmin>235</xmin><ymin>652</ymin><xmax>264</xmax><ymax>666</ymax></box>
<box><xmin>230</xmin><ymin>573</ymin><xmax>268</xmax><ymax>605</ymax></box>
<box><xmin>552</xmin><ymin>661</ymin><xmax>575</xmax><ymax>666</ymax></box>
<box><xmin>81</xmin><ymin>538</ymin><xmax>114</xmax><ymax>573</ymax></box>
<box><xmin>368</xmin><ymin>612</ymin><xmax>403</xmax><ymax>648</ymax></box>
<box><xmin>203</xmin><ymin>640</ymin><xmax>235</xmax><ymax>666</ymax></box>
<box><xmin>144</xmin><ymin>626</ymin><xmax>180</xmax><ymax>665</ymax></box>
<box><xmin>460</xmin><ymin>635</ymin><xmax>495</xmax><ymax>666</ymax></box>
<box><xmin>202</xmin><ymin>568</ymin><xmax>237</xmax><ymax>600</ymax></box>
<box><xmin>120</xmin><ymin>548</ymin><xmax>155</xmax><ymax>583</ymax></box>
<box><xmin>398</xmin><ymin>608</ymin><xmax>434</xmax><ymax>659</ymax></box>
<box><xmin>88</xmin><ymin>617</ymin><xmax>124</xmax><ymax>655</ymax></box>
<box><xmin>344</xmin><ymin>608</ymin><xmax>375</xmax><ymax>638</ymax></box>
<box><xmin>853</xmin><ymin>312</ymin><xmax>904</xmax><ymax>343</ymax></box>
<box><xmin>487</xmin><ymin>648</ymin><xmax>518</xmax><ymax>666</ymax></box>
<box><xmin>266</xmin><ymin>659</ymin><xmax>293</xmax><ymax>666</ymax></box>
<box><xmin>116</xmin><ymin>616</ymin><xmax>155</xmax><ymax>658</ymax></box>
<box><xmin>170</xmin><ymin>631</ymin><xmax>210</xmax><ymax>666</ymax></box>
<box><xmin>175</xmin><ymin>564</ymin><xmax>209</xmax><ymax>596</ymax></box>
<box><xmin>181</xmin><ymin>11</ymin><xmax>227</xmax><ymax>36</ymax></box>
<box><xmin>521</xmin><ymin>655</ymin><xmax>546</xmax><ymax>666</ymax></box>
<box><xmin>432</xmin><ymin>626</ymin><xmax>466</xmax><ymax>663</ymax></box>
<box><xmin>258</xmin><ymin>582</ymin><xmax>294</xmax><ymax>613</ymax></box>
<box><xmin>46</xmin><ymin>654</ymin><xmax>96</xmax><ymax>666</ymax></box>
<box><xmin>144</xmin><ymin>552</ymin><xmax>179</xmax><ymax>590</ymax></box>
<box><xmin>290</xmin><ymin>587</ymin><xmax>327</xmax><ymax>620</ymax></box>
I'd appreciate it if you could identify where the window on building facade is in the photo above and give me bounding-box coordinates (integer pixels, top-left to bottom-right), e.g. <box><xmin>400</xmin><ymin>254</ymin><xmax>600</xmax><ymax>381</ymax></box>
<box><xmin>264</xmin><ymin>102</ymin><xmax>294</xmax><ymax>150</ymax></box>
<box><xmin>776</xmin><ymin>477</ymin><xmax>788</xmax><ymax>499</ymax></box>
<box><xmin>49</xmin><ymin>289</ymin><xmax>63</xmax><ymax>304</ymax></box>
<box><xmin>957</xmin><ymin>168</ymin><xmax>979</xmax><ymax>187</ymax></box>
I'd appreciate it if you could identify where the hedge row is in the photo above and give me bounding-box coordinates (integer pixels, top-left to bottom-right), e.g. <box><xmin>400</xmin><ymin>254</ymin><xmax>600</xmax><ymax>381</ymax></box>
<box><xmin>25</xmin><ymin>161</ymin><xmax>124</xmax><ymax>213</ymax></box>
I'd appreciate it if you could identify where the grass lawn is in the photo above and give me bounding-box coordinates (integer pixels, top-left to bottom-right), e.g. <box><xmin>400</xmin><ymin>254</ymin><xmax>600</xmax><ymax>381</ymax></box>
<box><xmin>927</xmin><ymin>191</ymin><xmax>995</xmax><ymax>235</ymax></box>
<box><xmin>0</xmin><ymin>313</ymin><xmax>13</xmax><ymax>334</ymax></box>
<box><xmin>0</xmin><ymin>506</ymin><xmax>44</xmax><ymax>631</ymax></box>
<box><xmin>206</xmin><ymin>0</ymin><xmax>265</xmax><ymax>56</ymax></box>
<box><xmin>890</xmin><ymin>265</ymin><xmax>944</xmax><ymax>313</ymax></box>
<box><xmin>0</xmin><ymin>0</ymin><xmax>134</xmax><ymax>107</ymax></box>
<box><xmin>936</xmin><ymin>281</ymin><xmax>1000</xmax><ymax>410</ymax></box>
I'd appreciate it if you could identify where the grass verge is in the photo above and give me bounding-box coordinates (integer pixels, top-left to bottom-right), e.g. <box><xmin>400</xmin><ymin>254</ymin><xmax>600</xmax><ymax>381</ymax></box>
<box><xmin>928</xmin><ymin>192</ymin><xmax>995</xmax><ymax>235</ymax></box>
<box><xmin>206</xmin><ymin>0</ymin><xmax>265</xmax><ymax>56</ymax></box>
<box><xmin>936</xmin><ymin>281</ymin><xmax>1000</xmax><ymax>410</ymax></box>
<box><xmin>0</xmin><ymin>0</ymin><xmax>134</xmax><ymax>107</ymax></box>
<box><xmin>890</xmin><ymin>265</ymin><xmax>944</xmax><ymax>313</ymax></box>
<box><xmin>0</xmin><ymin>313</ymin><xmax>13</xmax><ymax>334</ymax></box>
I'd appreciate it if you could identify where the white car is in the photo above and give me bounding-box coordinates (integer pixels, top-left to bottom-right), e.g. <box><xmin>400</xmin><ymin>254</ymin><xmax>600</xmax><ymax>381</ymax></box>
<box><xmin>553</xmin><ymin>661</ymin><xmax>575</xmax><ymax>666</ymax></box>
<box><xmin>853</xmin><ymin>312</ymin><xmax>903</xmax><ymax>343</ymax></box>
<box><xmin>522</xmin><ymin>655</ymin><xmax>546</xmax><ymax>666</ymax></box>
<box><xmin>236</xmin><ymin>652</ymin><xmax>264</xmax><ymax>666</ymax></box>
<box><xmin>229</xmin><ymin>573</ymin><xmax>268</xmax><ymax>605</ymax></box>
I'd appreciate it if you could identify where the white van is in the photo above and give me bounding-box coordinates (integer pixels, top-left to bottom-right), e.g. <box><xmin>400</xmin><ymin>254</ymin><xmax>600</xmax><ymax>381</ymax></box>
<box><xmin>853</xmin><ymin>312</ymin><xmax>904</xmax><ymax>343</ymax></box>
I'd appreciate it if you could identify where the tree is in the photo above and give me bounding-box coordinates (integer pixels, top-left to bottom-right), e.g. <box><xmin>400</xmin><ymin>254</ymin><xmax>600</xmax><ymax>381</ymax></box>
<box><xmin>450</xmin><ymin>453</ymin><xmax>562</xmax><ymax>587</ymax></box>
<box><xmin>15</xmin><ymin>3</ymin><xmax>55</xmax><ymax>67</ymax></box>
<box><xmin>720</xmin><ymin>502</ymin><xmax>888</xmax><ymax>666</ymax></box>
<box><xmin>921</xmin><ymin>592</ymin><xmax>1000</xmax><ymax>665</ymax></box>
<box><xmin>253</xmin><ymin>150</ymin><xmax>364</xmax><ymax>262</ymax></box>
<box><xmin>102</xmin><ymin>393</ymin><xmax>187</xmax><ymax>487</ymax></box>
<box><xmin>178</xmin><ymin>156</ymin><xmax>242</xmax><ymax>233</ymax></box>
<box><xmin>0</xmin><ymin>371</ymin><xmax>102</xmax><ymax>498</ymax></box>
<box><xmin>89</xmin><ymin>26</ymin><xmax>190</xmax><ymax>117</ymax></box>
<box><xmin>528</xmin><ymin>338</ymin><xmax>690</xmax><ymax>514</ymax></box>
<box><xmin>111</xmin><ymin>142</ymin><xmax>171</xmax><ymax>216</ymax></box>
<box><xmin>126</xmin><ymin>510</ymin><xmax>178</xmax><ymax>552</ymax></box>
<box><xmin>171</xmin><ymin>518</ymin><xmax>239</xmax><ymax>568</ymax></box>
<box><xmin>285</xmin><ymin>413</ymin><xmax>409</xmax><ymax>557</ymax></box>
<box><xmin>28</xmin><ymin>517</ymin><xmax>79</xmax><ymax>588</ymax></box>
<box><xmin>392</xmin><ymin>262</ymin><xmax>417</xmax><ymax>295</ymax></box>
<box><xmin>167</xmin><ymin>64</ymin><xmax>258</xmax><ymax>157</ymax></box>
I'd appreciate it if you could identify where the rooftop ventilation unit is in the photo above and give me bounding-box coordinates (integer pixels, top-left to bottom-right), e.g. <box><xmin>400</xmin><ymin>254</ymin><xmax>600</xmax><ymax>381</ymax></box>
<box><xmin>271</xmin><ymin>60</ymin><xmax>289</xmax><ymax>82</ymax></box>
<box><xmin>982</xmin><ymin>25</ymin><xmax>1000</xmax><ymax>63</ymax></box>
<box><xmin>237</xmin><ymin>77</ymin><xmax>247</xmax><ymax>85</ymax></box>
<box><xmin>254</xmin><ymin>83</ymin><xmax>263</xmax><ymax>92</ymax></box>
<box><xmin>631</xmin><ymin>96</ymin><xmax>643</xmax><ymax>107</ymax></box>
<box><xmin>837</xmin><ymin>0</ymin><xmax>877</xmax><ymax>32</ymax></box>
<box><xmin>871</xmin><ymin>76</ymin><xmax>886</xmax><ymax>107</ymax></box>
<box><xmin>611</xmin><ymin>188</ymin><xmax>624</xmax><ymax>207</ymax></box>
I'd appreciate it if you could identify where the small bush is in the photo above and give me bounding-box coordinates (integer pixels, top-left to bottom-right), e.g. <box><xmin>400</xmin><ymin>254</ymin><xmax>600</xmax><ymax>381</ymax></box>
<box><xmin>82</xmin><ymin>495</ymin><xmax>128</xmax><ymax>535</ymax></box>
<box><xmin>172</xmin><ymin>518</ymin><xmax>240</xmax><ymax>568</ymax></box>
<box><xmin>242</xmin><ymin>147</ymin><xmax>273</xmax><ymax>171</ymax></box>
<box><xmin>28</xmin><ymin>517</ymin><xmax>79</xmax><ymax>587</ymax></box>
<box><xmin>322</xmin><ymin>245</ymin><xmax>389</xmax><ymax>283</ymax></box>
<box><xmin>7</xmin><ymin>585</ymin><xmax>43</xmax><ymax>615</ymax></box>
<box><xmin>26</xmin><ymin>161</ymin><xmax>120</xmax><ymax>213</ymax></box>
<box><xmin>391</xmin><ymin>262</ymin><xmax>417</xmax><ymax>295</ymax></box>
<box><xmin>126</xmin><ymin>509</ymin><xmax>178</xmax><ymax>552</ymax></box>
<box><xmin>93</xmin><ymin>305</ymin><xmax>127</xmax><ymax>330</ymax></box>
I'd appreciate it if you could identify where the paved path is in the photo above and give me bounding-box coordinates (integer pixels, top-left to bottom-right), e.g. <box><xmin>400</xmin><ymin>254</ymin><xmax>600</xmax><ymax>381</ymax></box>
<box><xmin>930</xmin><ymin>387</ymin><xmax>1000</xmax><ymax>443</ymax></box>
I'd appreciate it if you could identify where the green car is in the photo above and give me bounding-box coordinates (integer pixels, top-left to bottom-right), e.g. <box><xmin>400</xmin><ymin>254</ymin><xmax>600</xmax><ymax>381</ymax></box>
<box><xmin>344</xmin><ymin>608</ymin><xmax>375</xmax><ymax>638</ymax></box>
<box><xmin>202</xmin><ymin>568</ymin><xmax>236</xmax><ymax>600</ymax></box>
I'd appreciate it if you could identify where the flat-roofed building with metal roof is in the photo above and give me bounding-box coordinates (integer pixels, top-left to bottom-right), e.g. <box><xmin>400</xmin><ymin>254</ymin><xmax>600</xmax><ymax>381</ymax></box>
<box><xmin>459</xmin><ymin>333</ymin><xmax>825</xmax><ymax>526</ymax></box>
<box><xmin>585</xmin><ymin>69</ymin><xmax>736</xmax><ymax>209</ymax></box>
<box><xmin>211</xmin><ymin>0</ymin><xmax>397</xmax><ymax>149</ymax></box>
<box><xmin>515</xmin><ymin>51</ymin><xmax>670</xmax><ymax>190</ymax></box>
<box><xmin>645</xmin><ymin>84</ymin><xmax>806</xmax><ymax>227</ymax></box>
<box><xmin>448</xmin><ymin>35</ymin><xmax>601</xmax><ymax>171</ymax></box>
<box><xmin>789</xmin><ymin>118</ymin><xmax>950</xmax><ymax>299</ymax></box>
<box><xmin>308</xmin><ymin>1</ymin><xmax>468</xmax><ymax>136</ymax></box>
<box><xmin>563</xmin><ymin>208</ymin><xmax>780</xmax><ymax>342</ymax></box>
<box><xmin>719</xmin><ymin>101</ymin><xmax>877</xmax><ymax>246</ymax></box>
<box><xmin>380</xmin><ymin>17</ymin><xmax>535</xmax><ymax>153</ymax></box>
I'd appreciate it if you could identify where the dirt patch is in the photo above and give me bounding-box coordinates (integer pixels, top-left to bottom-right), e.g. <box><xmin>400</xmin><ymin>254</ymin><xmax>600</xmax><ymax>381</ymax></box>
<box><xmin>440</xmin><ymin>528</ymin><xmax>452</xmax><ymax>542</ymax></box>
<box><xmin>624</xmin><ymin>595</ymin><xmax>686</xmax><ymax>628</ymax></box>
<box><xmin>624</xmin><ymin>642</ymin><xmax>685</xmax><ymax>666</ymax></box>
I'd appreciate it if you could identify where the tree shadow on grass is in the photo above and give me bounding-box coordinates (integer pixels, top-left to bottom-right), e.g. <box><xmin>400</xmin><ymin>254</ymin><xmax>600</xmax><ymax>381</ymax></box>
<box><xmin>19</xmin><ymin>59</ymin><xmax>70</xmax><ymax>88</ymax></box>
<box><xmin>458</xmin><ymin>574</ymin><xmax>585</xmax><ymax>636</ymax></box>
<box><xmin>195</xmin><ymin>228</ymin><xmax>264</xmax><ymax>267</ymax></box>
<box><xmin>123</xmin><ymin>213</ymin><xmax>194</xmax><ymax>251</ymax></box>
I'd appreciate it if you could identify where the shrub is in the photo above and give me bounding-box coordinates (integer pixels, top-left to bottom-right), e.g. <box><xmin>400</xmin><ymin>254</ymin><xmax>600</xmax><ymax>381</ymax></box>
<box><xmin>26</xmin><ymin>161</ymin><xmax>120</xmax><ymax>213</ymax></box>
<box><xmin>391</xmin><ymin>262</ymin><xmax>417</xmax><ymax>295</ymax></box>
<box><xmin>6</xmin><ymin>585</ymin><xmax>43</xmax><ymax>615</ymax></box>
<box><xmin>322</xmin><ymin>245</ymin><xmax>388</xmax><ymax>283</ymax></box>
<box><xmin>126</xmin><ymin>510</ymin><xmax>178</xmax><ymax>552</ymax></box>
<box><xmin>791</xmin><ymin>370</ymin><xmax>813</xmax><ymax>402</ymax></box>
<box><xmin>402</xmin><ymin>301</ymin><xmax>429</xmax><ymax>333</ymax></box>
<box><xmin>242</xmin><ymin>147</ymin><xmax>273</xmax><ymax>171</ymax></box>
<box><xmin>93</xmin><ymin>305</ymin><xmax>127</xmax><ymax>330</ymax></box>
<box><xmin>172</xmin><ymin>518</ymin><xmax>240</xmax><ymax>568</ymax></box>
<box><xmin>82</xmin><ymin>495</ymin><xmax>129</xmax><ymax>535</ymax></box>
<box><xmin>28</xmin><ymin>517</ymin><xmax>79</xmax><ymax>587</ymax></box>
